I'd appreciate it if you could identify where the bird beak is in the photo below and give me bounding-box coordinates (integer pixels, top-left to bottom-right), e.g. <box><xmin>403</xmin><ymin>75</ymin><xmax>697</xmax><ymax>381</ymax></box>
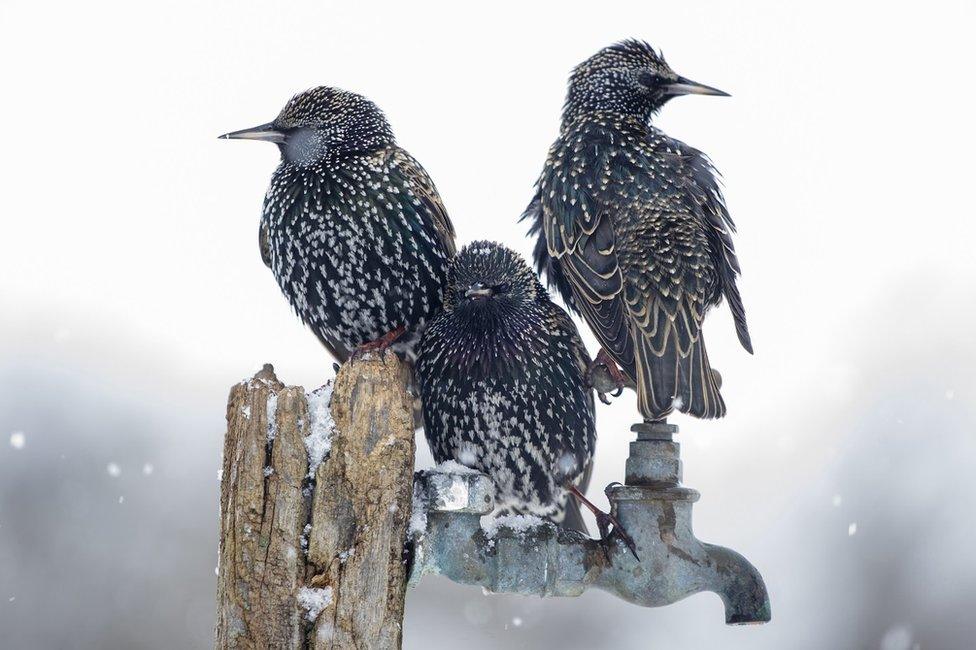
<box><xmin>465</xmin><ymin>284</ymin><xmax>494</xmax><ymax>300</ymax></box>
<box><xmin>218</xmin><ymin>122</ymin><xmax>287</xmax><ymax>143</ymax></box>
<box><xmin>664</xmin><ymin>75</ymin><xmax>730</xmax><ymax>98</ymax></box>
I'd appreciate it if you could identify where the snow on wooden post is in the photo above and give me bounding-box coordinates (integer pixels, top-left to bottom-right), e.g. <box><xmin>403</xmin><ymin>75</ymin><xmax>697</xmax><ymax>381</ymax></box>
<box><xmin>215</xmin><ymin>354</ymin><xmax>415</xmax><ymax>650</ymax></box>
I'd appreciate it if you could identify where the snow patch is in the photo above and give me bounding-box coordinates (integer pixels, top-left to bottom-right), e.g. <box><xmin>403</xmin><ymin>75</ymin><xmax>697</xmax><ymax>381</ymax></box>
<box><xmin>297</xmin><ymin>586</ymin><xmax>333</xmax><ymax>622</ymax></box>
<box><xmin>431</xmin><ymin>460</ymin><xmax>480</xmax><ymax>475</ymax></box>
<box><xmin>481</xmin><ymin>514</ymin><xmax>546</xmax><ymax>539</ymax></box>
<box><xmin>409</xmin><ymin>480</ymin><xmax>428</xmax><ymax>536</ymax></box>
<box><xmin>305</xmin><ymin>383</ymin><xmax>336</xmax><ymax>476</ymax></box>
<box><xmin>266</xmin><ymin>393</ymin><xmax>278</xmax><ymax>442</ymax></box>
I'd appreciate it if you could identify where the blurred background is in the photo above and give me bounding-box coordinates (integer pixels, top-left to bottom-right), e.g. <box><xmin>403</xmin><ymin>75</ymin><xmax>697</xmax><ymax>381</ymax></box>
<box><xmin>2</xmin><ymin>0</ymin><xmax>974</xmax><ymax>648</ymax></box>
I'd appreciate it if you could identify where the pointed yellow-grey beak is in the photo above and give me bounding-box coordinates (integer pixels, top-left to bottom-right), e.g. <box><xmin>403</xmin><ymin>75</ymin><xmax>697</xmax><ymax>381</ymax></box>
<box><xmin>664</xmin><ymin>75</ymin><xmax>730</xmax><ymax>98</ymax></box>
<box><xmin>218</xmin><ymin>122</ymin><xmax>287</xmax><ymax>143</ymax></box>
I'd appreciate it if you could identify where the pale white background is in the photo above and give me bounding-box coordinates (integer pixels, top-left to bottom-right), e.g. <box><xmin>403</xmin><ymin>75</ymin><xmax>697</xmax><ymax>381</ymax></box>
<box><xmin>1</xmin><ymin>1</ymin><xmax>974</xmax><ymax>648</ymax></box>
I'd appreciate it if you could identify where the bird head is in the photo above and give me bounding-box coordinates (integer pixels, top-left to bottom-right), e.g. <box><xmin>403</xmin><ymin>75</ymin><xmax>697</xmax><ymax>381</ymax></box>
<box><xmin>445</xmin><ymin>241</ymin><xmax>542</xmax><ymax>318</ymax></box>
<box><xmin>220</xmin><ymin>87</ymin><xmax>395</xmax><ymax>167</ymax></box>
<box><xmin>563</xmin><ymin>39</ymin><xmax>728</xmax><ymax>124</ymax></box>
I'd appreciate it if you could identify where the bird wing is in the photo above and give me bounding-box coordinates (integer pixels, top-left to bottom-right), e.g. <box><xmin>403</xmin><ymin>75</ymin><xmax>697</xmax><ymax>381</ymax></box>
<box><xmin>388</xmin><ymin>147</ymin><xmax>457</xmax><ymax>257</ymax></box>
<box><xmin>520</xmin><ymin>194</ymin><xmax>578</xmax><ymax>313</ymax></box>
<box><xmin>258</xmin><ymin>219</ymin><xmax>272</xmax><ymax>269</ymax></box>
<box><xmin>670</xmin><ymin>141</ymin><xmax>752</xmax><ymax>353</ymax></box>
<box><xmin>617</xmin><ymin>206</ymin><xmax>723</xmax><ymax>416</ymax></box>
<box><xmin>543</xmin><ymin>296</ymin><xmax>596</xmax><ymax>535</ymax></box>
<box><xmin>259</xmin><ymin>208</ymin><xmax>351</xmax><ymax>363</ymax></box>
<box><xmin>544</xmin><ymin>203</ymin><xmax>638</xmax><ymax>383</ymax></box>
<box><xmin>609</xmin><ymin>136</ymin><xmax>747</xmax><ymax>417</ymax></box>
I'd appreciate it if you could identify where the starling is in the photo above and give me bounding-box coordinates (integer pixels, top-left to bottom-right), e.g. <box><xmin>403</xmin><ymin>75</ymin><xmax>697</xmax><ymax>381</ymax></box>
<box><xmin>523</xmin><ymin>40</ymin><xmax>752</xmax><ymax>421</ymax></box>
<box><xmin>221</xmin><ymin>87</ymin><xmax>456</xmax><ymax>361</ymax></box>
<box><xmin>416</xmin><ymin>241</ymin><xmax>636</xmax><ymax>554</ymax></box>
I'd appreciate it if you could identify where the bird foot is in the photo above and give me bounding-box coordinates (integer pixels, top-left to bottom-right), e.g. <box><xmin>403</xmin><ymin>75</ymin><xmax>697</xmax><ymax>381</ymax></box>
<box><xmin>351</xmin><ymin>326</ymin><xmax>406</xmax><ymax>361</ymax></box>
<box><xmin>587</xmin><ymin>349</ymin><xmax>627</xmax><ymax>405</ymax></box>
<box><xmin>566</xmin><ymin>483</ymin><xmax>640</xmax><ymax>563</ymax></box>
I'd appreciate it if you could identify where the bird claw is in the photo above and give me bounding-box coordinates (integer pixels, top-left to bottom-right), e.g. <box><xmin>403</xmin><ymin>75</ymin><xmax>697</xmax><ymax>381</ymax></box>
<box><xmin>596</xmin><ymin>386</ymin><xmax>623</xmax><ymax>405</ymax></box>
<box><xmin>351</xmin><ymin>326</ymin><xmax>406</xmax><ymax>361</ymax></box>
<box><xmin>595</xmin><ymin>510</ymin><xmax>640</xmax><ymax>564</ymax></box>
<box><xmin>566</xmin><ymin>482</ymin><xmax>640</xmax><ymax>564</ymax></box>
<box><xmin>587</xmin><ymin>349</ymin><xmax>627</xmax><ymax>404</ymax></box>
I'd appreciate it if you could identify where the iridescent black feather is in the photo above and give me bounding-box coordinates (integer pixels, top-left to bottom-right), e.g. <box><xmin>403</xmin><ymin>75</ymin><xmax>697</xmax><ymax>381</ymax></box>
<box><xmin>416</xmin><ymin>242</ymin><xmax>595</xmax><ymax>532</ymax></box>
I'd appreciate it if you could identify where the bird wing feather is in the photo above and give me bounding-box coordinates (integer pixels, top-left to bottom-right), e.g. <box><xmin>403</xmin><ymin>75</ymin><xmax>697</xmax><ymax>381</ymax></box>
<box><xmin>259</xmin><ymin>220</ymin><xmax>272</xmax><ymax>269</ymax></box>
<box><xmin>521</xmin><ymin>194</ymin><xmax>578</xmax><ymax>312</ymax></box>
<box><xmin>543</xmin><ymin>296</ymin><xmax>596</xmax><ymax>534</ymax></box>
<box><xmin>671</xmin><ymin>141</ymin><xmax>752</xmax><ymax>353</ymax></box>
<box><xmin>548</xmin><ymin>210</ymin><xmax>638</xmax><ymax>383</ymax></box>
<box><xmin>388</xmin><ymin>147</ymin><xmax>457</xmax><ymax>257</ymax></box>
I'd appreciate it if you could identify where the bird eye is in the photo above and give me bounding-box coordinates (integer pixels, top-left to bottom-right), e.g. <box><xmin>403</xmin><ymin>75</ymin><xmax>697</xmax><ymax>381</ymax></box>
<box><xmin>494</xmin><ymin>282</ymin><xmax>511</xmax><ymax>294</ymax></box>
<box><xmin>638</xmin><ymin>71</ymin><xmax>659</xmax><ymax>87</ymax></box>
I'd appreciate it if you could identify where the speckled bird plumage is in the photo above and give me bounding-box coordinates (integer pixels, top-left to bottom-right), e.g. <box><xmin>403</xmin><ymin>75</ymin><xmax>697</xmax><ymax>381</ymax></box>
<box><xmin>416</xmin><ymin>242</ymin><xmax>595</xmax><ymax>531</ymax></box>
<box><xmin>523</xmin><ymin>40</ymin><xmax>752</xmax><ymax>421</ymax></box>
<box><xmin>248</xmin><ymin>87</ymin><xmax>456</xmax><ymax>360</ymax></box>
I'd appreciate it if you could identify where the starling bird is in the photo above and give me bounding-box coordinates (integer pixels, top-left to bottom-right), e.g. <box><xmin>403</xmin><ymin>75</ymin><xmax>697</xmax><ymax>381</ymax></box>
<box><xmin>523</xmin><ymin>40</ymin><xmax>752</xmax><ymax>421</ymax></box>
<box><xmin>417</xmin><ymin>241</ymin><xmax>636</xmax><ymax>554</ymax></box>
<box><xmin>221</xmin><ymin>87</ymin><xmax>456</xmax><ymax>361</ymax></box>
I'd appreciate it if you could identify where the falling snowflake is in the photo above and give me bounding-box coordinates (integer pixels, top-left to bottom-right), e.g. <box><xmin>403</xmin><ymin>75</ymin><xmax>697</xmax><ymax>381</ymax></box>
<box><xmin>848</xmin><ymin>522</ymin><xmax>857</xmax><ymax>536</ymax></box>
<box><xmin>142</xmin><ymin>463</ymin><xmax>154</xmax><ymax>476</ymax></box>
<box><xmin>9</xmin><ymin>432</ymin><xmax>25</xmax><ymax>450</ymax></box>
<box><xmin>511</xmin><ymin>616</ymin><xmax>523</xmax><ymax>627</ymax></box>
<box><xmin>832</xmin><ymin>494</ymin><xmax>842</xmax><ymax>507</ymax></box>
<box><xmin>556</xmin><ymin>452</ymin><xmax>578</xmax><ymax>479</ymax></box>
<box><xmin>458</xmin><ymin>446</ymin><xmax>477</xmax><ymax>466</ymax></box>
<box><xmin>107</xmin><ymin>462</ymin><xmax>122</xmax><ymax>477</ymax></box>
<box><xmin>880</xmin><ymin>624</ymin><xmax>913</xmax><ymax>650</ymax></box>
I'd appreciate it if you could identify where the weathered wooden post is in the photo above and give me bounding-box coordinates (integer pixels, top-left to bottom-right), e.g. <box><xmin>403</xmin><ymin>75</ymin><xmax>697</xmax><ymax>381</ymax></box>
<box><xmin>215</xmin><ymin>354</ymin><xmax>415</xmax><ymax>650</ymax></box>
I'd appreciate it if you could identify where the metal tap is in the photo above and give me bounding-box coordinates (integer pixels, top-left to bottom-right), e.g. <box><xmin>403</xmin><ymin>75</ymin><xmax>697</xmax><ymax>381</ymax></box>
<box><xmin>408</xmin><ymin>422</ymin><xmax>771</xmax><ymax>625</ymax></box>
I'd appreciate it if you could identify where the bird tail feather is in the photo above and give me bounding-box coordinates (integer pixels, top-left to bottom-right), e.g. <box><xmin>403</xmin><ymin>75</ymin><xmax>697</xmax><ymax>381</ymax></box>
<box><xmin>677</xmin><ymin>334</ymin><xmax>726</xmax><ymax>419</ymax></box>
<box><xmin>560</xmin><ymin>498</ymin><xmax>588</xmax><ymax>535</ymax></box>
<box><xmin>633</xmin><ymin>330</ymin><xmax>726</xmax><ymax>420</ymax></box>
